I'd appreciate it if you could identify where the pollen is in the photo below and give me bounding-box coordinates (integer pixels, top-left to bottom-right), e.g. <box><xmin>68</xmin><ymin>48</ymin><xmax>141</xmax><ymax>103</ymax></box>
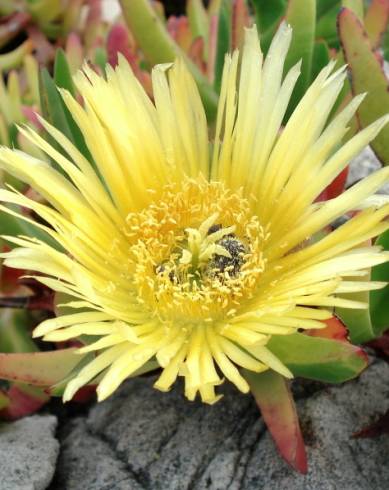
<box><xmin>126</xmin><ymin>177</ymin><xmax>266</xmax><ymax>323</ymax></box>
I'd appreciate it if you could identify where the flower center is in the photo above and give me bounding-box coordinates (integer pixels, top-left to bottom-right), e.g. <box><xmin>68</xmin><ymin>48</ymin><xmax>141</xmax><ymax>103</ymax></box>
<box><xmin>125</xmin><ymin>178</ymin><xmax>268</xmax><ymax>322</ymax></box>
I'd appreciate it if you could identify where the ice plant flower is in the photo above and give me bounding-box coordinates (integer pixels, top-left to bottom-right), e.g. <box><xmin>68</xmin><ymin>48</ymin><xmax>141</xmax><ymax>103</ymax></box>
<box><xmin>0</xmin><ymin>24</ymin><xmax>389</xmax><ymax>404</ymax></box>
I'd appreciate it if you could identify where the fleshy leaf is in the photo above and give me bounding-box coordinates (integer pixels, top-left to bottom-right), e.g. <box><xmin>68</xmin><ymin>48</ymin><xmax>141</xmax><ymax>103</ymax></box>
<box><xmin>0</xmin><ymin>348</ymin><xmax>87</xmax><ymax>386</ymax></box>
<box><xmin>119</xmin><ymin>0</ymin><xmax>218</xmax><ymax>120</ymax></box>
<box><xmin>39</xmin><ymin>67</ymin><xmax>92</xmax><ymax>164</ymax></box>
<box><xmin>243</xmin><ymin>369</ymin><xmax>307</xmax><ymax>474</ymax></box>
<box><xmin>0</xmin><ymin>206</ymin><xmax>61</xmax><ymax>250</ymax></box>
<box><xmin>267</xmin><ymin>331</ymin><xmax>368</xmax><ymax>382</ymax></box>
<box><xmin>0</xmin><ymin>384</ymin><xmax>49</xmax><ymax>420</ymax></box>
<box><xmin>370</xmin><ymin>229</ymin><xmax>389</xmax><ymax>336</ymax></box>
<box><xmin>308</xmin><ymin>316</ymin><xmax>348</xmax><ymax>341</ymax></box>
<box><xmin>284</xmin><ymin>0</ymin><xmax>316</xmax><ymax>119</ymax></box>
<box><xmin>335</xmin><ymin>269</ymin><xmax>376</xmax><ymax>344</ymax></box>
<box><xmin>214</xmin><ymin>0</ymin><xmax>232</xmax><ymax>92</ymax></box>
<box><xmin>317</xmin><ymin>0</ymin><xmax>340</xmax><ymax>18</ymax></box>
<box><xmin>0</xmin><ymin>390</ymin><xmax>9</xmax><ymax>411</ymax></box>
<box><xmin>316</xmin><ymin>3</ymin><xmax>340</xmax><ymax>48</ymax></box>
<box><xmin>188</xmin><ymin>0</ymin><xmax>209</xmax><ymax>56</ymax></box>
<box><xmin>250</xmin><ymin>0</ymin><xmax>286</xmax><ymax>52</ymax></box>
<box><xmin>342</xmin><ymin>0</ymin><xmax>364</xmax><ymax>21</ymax></box>
<box><xmin>338</xmin><ymin>7</ymin><xmax>389</xmax><ymax>165</ymax></box>
<box><xmin>0</xmin><ymin>309</ymin><xmax>37</xmax><ymax>354</ymax></box>
<box><xmin>364</xmin><ymin>0</ymin><xmax>389</xmax><ymax>49</ymax></box>
<box><xmin>353</xmin><ymin>409</ymin><xmax>389</xmax><ymax>438</ymax></box>
<box><xmin>231</xmin><ymin>0</ymin><xmax>249</xmax><ymax>50</ymax></box>
<box><xmin>367</xmin><ymin>330</ymin><xmax>389</xmax><ymax>357</ymax></box>
<box><xmin>311</xmin><ymin>39</ymin><xmax>331</xmax><ymax>81</ymax></box>
<box><xmin>53</xmin><ymin>48</ymin><xmax>75</xmax><ymax>96</ymax></box>
<box><xmin>316</xmin><ymin>166</ymin><xmax>348</xmax><ymax>201</ymax></box>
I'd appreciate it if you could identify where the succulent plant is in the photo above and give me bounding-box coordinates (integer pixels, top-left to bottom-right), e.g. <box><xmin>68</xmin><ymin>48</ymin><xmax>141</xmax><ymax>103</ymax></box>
<box><xmin>0</xmin><ymin>0</ymin><xmax>388</xmax><ymax>473</ymax></box>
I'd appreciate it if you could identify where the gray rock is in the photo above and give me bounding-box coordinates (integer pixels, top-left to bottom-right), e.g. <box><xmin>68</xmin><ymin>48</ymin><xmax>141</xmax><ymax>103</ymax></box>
<box><xmin>243</xmin><ymin>359</ymin><xmax>389</xmax><ymax>490</ymax></box>
<box><xmin>0</xmin><ymin>415</ymin><xmax>59</xmax><ymax>490</ymax></box>
<box><xmin>347</xmin><ymin>146</ymin><xmax>389</xmax><ymax>194</ymax></box>
<box><xmin>51</xmin><ymin>418</ymin><xmax>143</xmax><ymax>490</ymax></box>
<box><xmin>51</xmin><ymin>360</ymin><xmax>389</xmax><ymax>490</ymax></box>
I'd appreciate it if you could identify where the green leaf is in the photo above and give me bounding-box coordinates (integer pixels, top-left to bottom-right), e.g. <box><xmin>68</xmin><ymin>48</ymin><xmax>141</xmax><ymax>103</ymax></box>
<box><xmin>0</xmin><ymin>348</ymin><xmax>87</xmax><ymax>386</ymax></box>
<box><xmin>0</xmin><ymin>391</ymin><xmax>9</xmax><ymax>411</ymax></box>
<box><xmin>335</xmin><ymin>270</ymin><xmax>376</xmax><ymax>344</ymax></box>
<box><xmin>48</xmin><ymin>352</ymin><xmax>95</xmax><ymax>396</ymax></box>
<box><xmin>284</xmin><ymin>0</ymin><xmax>316</xmax><ymax>120</ymax></box>
<box><xmin>0</xmin><ymin>309</ymin><xmax>37</xmax><ymax>354</ymax></box>
<box><xmin>53</xmin><ymin>49</ymin><xmax>75</xmax><ymax>96</ymax></box>
<box><xmin>243</xmin><ymin>369</ymin><xmax>307</xmax><ymax>473</ymax></box>
<box><xmin>251</xmin><ymin>0</ymin><xmax>286</xmax><ymax>33</ymax></box>
<box><xmin>338</xmin><ymin>8</ymin><xmax>389</xmax><ymax>165</ymax></box>
<box><xmin>342</xmin><ymin>0</ymin><xmax>364</xmax><ymax>21</ymax></box>
<box><xmin>119</xmin><ymin>0</ymin><xmax>218</xmax><ymax>121</ymax></box>
<box><xmin>316</xmin><ymin>4</ymin><xmax>340</xmax><ymax>48</ymax></box>
<box><xmin>188</xmin><ymin>0</ymin><xmax>209</xmax><ymax>58</ymax></box>
<box><xmin>267</xmin><ymin>333</ymin><xmax>368</xmax><ymax>382</ymax></box>
<box><xmin>311</xmin><ymin>39</ymin><xmax>331</xmax><ymax>80</ymax></box>
<box><xmin>94</xmin><ymin>47</ymin><xmax>108</xmax><ymax>76</ymax></box>
<box><xmin>214</xmin><ymin>0</ymin><xmax>232</xmax><ymax>93</ymax></box>
<box><xmin>250</xmin><ymin>0</ymin><xmax>286</xmax><ymax>53</ymax></box>
<box><xmin>370</xmin><ymin>229</ymin><xmax>389</xmax><ymax>336</ymax></box>
<box><xmin>39</xmin><ymin>67</ymin><xmax>93</xmax><ymax>165</ymax></box>
<box><xmin>317</xmin><ymin>0</ymin><xmax>339</xmax><ymax>18</ymax></box>
<box><xmin>384</xmin><ymin>24</ymin><xmax>389</xmax><ymax>60</ymax></box>
<box><xmin>0</xmin><ymin>205</ymin><xmax>62</xmax><ymax>251</ymax></box>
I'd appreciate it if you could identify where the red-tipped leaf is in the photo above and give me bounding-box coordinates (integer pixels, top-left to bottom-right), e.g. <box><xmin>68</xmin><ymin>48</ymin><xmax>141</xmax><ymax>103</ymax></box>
<box><xmin>0</xmin><ymin>348</ymin><xmax>87</xmax><ymax>386</ymax></box>
<box><xmin>243</xmin><ymin>369</ymin><xmax>307</xmax><ymax>473</ymax></box>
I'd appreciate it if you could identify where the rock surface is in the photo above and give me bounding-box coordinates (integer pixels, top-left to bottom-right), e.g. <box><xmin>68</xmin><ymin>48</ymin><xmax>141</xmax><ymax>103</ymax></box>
<box><xmin>49</xmin><ymin>360</ymin><xmax>389</xmax><ymax>490</ymax></box>
<box><xmin>0</xmin><ymin>415</ymin><xmax>59</xmax><ymax>490</ymax></box>
<box><xmin>347</xmin><ymin>146</ymin><xmax>389</xmax><ymax>194</ymax></box>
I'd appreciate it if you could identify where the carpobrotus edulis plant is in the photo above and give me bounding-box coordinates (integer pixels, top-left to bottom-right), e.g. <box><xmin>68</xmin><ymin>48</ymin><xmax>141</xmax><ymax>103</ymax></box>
<box><xmin>0</xmin><ymin>22</ymin><xmax>388</xmax><ymax>469</ymax></box>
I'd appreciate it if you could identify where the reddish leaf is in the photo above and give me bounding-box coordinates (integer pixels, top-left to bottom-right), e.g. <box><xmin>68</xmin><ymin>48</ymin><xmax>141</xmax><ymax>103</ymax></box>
<box><xmin>366</xmin><ymin>329</ymin><xmax>389</xmax><ymax>357</ymax></box>
<box><xmin>243</xmin><ymin>369</ymin><xmax>308</xmax><ymax>473</ymax></box>
<box><xmin>232</xmin><ymin>0</ymin><xmax>250</xmax><ymax>50</ymax></box>
<box><xmin>316</xmin><ymin>167</ymin><xmax>349</xmax><ymax>201</ymax></box>
<box><xmin>167</xmin><ymin>16</ymin><xmax>192</xmax><ymax>51</ymax></box>
<box><xmin>107</xmin><ymin>23</ymin><xmax>135</xmax><ymax>68</ymax></box>
<box><xmin>308</xmin><ymin>315</ymin><xmax>349</xmax><ymax>342</ymax></box>
<box><xmin>364</xmin><ymin>0</ymin><xmax>389</xmax><ymax>50</ymax></box>
<box><xmin>0</xmin><ymin>384</ymin><xmax>49</xmax><ymax>420</ymax></box>
<box><xmin>188</xmin><ymin>36</ymin><xmax>206</xmax><ymax>72</ymax></box>
<box><xmin>0</xmin><ymin>348</ymin><xmax>87</xmax><ymax>386</ymax></box>
<box><xmin>0</xmin><ymin>12</ymin><xmax>31</xmax><ymax>48</ymax></box>
<box><xmin>21</xmin><ymin>106</ymin><xmax>44</xmax><ymax>130</ymax></box>
<box><xmin>71</xmin><ymin>384</ymin><xmax>97</xmax><ymax>403</ymax></box>
<box><xmin>353</xmin><ymin>409</ymin><xmax>389</xmax><ymax>438</ymax></box>
<box><xmin>338</xmin><ymin>8</ymin><xmax>389</xmax><ymax>165</ymax></box>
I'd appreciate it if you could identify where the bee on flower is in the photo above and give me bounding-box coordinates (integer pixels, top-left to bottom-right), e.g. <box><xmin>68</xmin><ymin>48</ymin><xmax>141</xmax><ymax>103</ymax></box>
<box><xmin>0</xmin><ymin>23</ymin><xmax>388</xmax><ymax>405</ymax></box>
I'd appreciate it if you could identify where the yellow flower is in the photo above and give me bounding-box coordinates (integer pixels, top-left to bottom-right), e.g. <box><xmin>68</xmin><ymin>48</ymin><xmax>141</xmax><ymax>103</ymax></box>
<box><xmin>1</xmin><ymin>24</ymin><xmax>389</xmax><ymax>404</ymax></box>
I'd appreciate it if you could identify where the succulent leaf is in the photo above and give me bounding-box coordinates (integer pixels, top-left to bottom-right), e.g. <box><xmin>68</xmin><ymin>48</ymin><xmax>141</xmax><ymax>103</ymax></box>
<box><xmin>370</xmin><ymin>229</ymin><xmax>389</xmax><ymax>337</ymax></box>
<box><xmin>0</xmin><ymin>348</ymin><xmax>87</xmax><ymax>386</ymax></box>
<box><xmin>284</xmin><ymin>0</ymin><xmax>316</xmax><ymax>119</ymax></box>
<box><xmin>338</xmin><ymin>7</ymin><xmax>389</xmax><ymax>165</ymax></box>
<box><xmin>243</xmin><ymin>369</ymin><xmax>307</xmax><ymax>474</ymax></box>
<box><xmin>268</xmin><ymin>328</ymin><xmax>368</xmax><ymax>382</ymax></box>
